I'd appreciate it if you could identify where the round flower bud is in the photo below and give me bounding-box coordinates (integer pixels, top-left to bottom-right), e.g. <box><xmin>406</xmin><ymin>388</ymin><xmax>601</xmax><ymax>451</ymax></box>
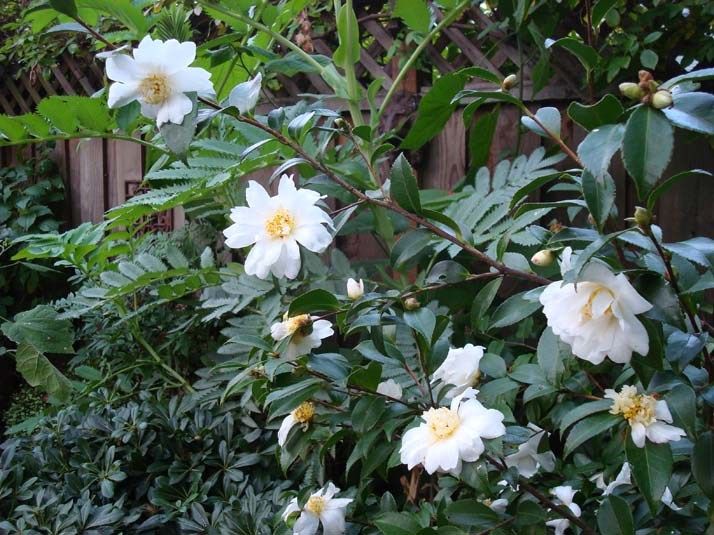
<box><xmin>501</xmin><ymin>74</ymin><xmax>518</xmax><ymax>91</ymax></box>
<box><xmin>404</xmin><ymin>297</ymin><xmax>420</xmax><ymax>310</ymax></box>
<box><xmin>531</xmin><ymin>249</ymin><xmax>555</xmax><ymax>267</ymax></box>
<box><xmin>619</xmin><ymin>82</ymin><xmax>644</xmax><ymax>100</ymax></box>
<box><xmin>652</xmin><ymin>90</ymin><xmax>673</xmax><ymax>109</ymax></box>
<box><xmin>633</xmin><ymin>206</ymin><xmax>652</xmax><ymax>229</ymax></box>
<box><xmin>346</xmin><ymin>278</ymin><xmax>364</xmax><ymax>300</ymax></box>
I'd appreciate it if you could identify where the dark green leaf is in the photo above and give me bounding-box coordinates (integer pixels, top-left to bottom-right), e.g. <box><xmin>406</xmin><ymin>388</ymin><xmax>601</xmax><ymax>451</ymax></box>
<box><xmin>394</xmin><ymin>0</ymin><xmax>430</xmax><ymax>33</ymax></box>
<box><xmin>597</xmin><ymin>495</ymin><xmax>634</xmax><ymax>535</ymax></box>
<box><xmin>564</xmin><ymin>412</ymin><xmax>620</xmax><ymax>457</ymax></box>
<box><xmin>592</xmin><ymin>0</ymin><xmax>618</xmax><ymax>27</ymax></box>
<box><xmin>646</xmin><ymin>169</ymin><xmax>712</xmax><ymax>212</ymax></box>
<box><xmin>375</xmin><ymin>512</ymin><xmax>422</xmax><ymax>535</ymax></box>
<box><xmin>288</xmin><ymin>289</ymin><xmax>341</xmax><ymax>315</ymax></box>
<box><xmin>662</xmin><ymin>92</ymin><xmax>714</xmax><ymax>135</ymax></box>
<box><xmin>559</xmin><ymin>399</ymin><xmax>613</xmax><ymax>433</ymax></box>
<box><xmin>581</xmin><ymin>170</ymin><xmax>616</xmax><ymax>230</ymax></box>
<box><xmin>446</xmin><ymin>500</ymin><xmax>500</xmax><ymax>528</ymax></box>
<box><xmin>578</xmin><ymin>124</ymin><xmax>624</xmax><ymax>179</ymax></box>
<box><xmin>692</xmin><ymin>431</ymin><xmax>714</xmax><ymax>498</ymax></box>
<box><xmin>468</xmin><ymin>106</ymin><xmax>499</xmax><ymax>169</ymax></box>
<box><xmin>390</xmin><ymin>153</ymin><xmax>422</xmax><ymax>214</ymax></box>
<box><xmin>471</xmin><ymin>278</ymin><xmax>502</xmax><ymax>332</ymax></box>
<box><xmin>490</xmin><ymin>289</ymin><xmax>543</xmax><ymax>330</ymax></box>
<box><xmin>333</xmin><ymin>3</ymin><xmax>360</xmax><ymax>67</ymax></box>
<box><xmin>536</xmin><ymin>327</ymin><xmax>565</xmax><ymax>385</ymax></box>
<box><xmin>626</xmin><ymin>437</ymin><xmax>672</xmax><ymax>514</ymax></box>
<box><xmin>404</xmin><ymin>307</ymin><xmax>436</xmax><ymax>344</ymax></box>
<box><xmin>664</xmin><ymin>384</ymin><xmax>696</xmax><ymax>438</ymax></box>
<box><xmin>547</xmin><ymin>37</ymin><xmax>600</xmax><ymax>70</ymax></box>
<box><xmin>568</xmin><ymin>95</ymin><xmax>624</xmax><ymax>131</ymax></box>
<box><xmin>49</xmin><ymin>0</ymin><xmax>77</xmax><ymax>17</ymax></box>
<box><xmin>391</xmin><ymin>230</ymin><xmax>432</xmax><ymax>268</ymax></box>
<box><xmin>622</xmin><ymin>106</ymin><xmax>673</xmax><ymax>200</ymax></box>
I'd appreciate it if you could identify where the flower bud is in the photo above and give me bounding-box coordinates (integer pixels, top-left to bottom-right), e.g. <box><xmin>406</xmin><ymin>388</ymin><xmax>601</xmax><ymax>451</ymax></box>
<box><xmin>501</xmin><ymin>74</ymin><xmax>518</xmax><ymax>91</ymax></box>
<box><xmin>404</xmin><ymin>297</ymin><xmax>420</xmax><ymax>310</ymax></box>
<box><xmin>531</xmin><ymin>249</ymin><xmax>555</xmax><ymax>267</ymax></box>
<box><xmin>633</xmin><ymin>206</ymin><xmax>652</xmax><ymax>229</ymax></box>
<box><xmin>346</xmin><ymin>278</ymin><xmax>364</xmax><ymax>300</ymax></box>
<box><xmin>651</xmin><ymin>90</ymin><xmax>673</xmax><ymax>109</ymax></box>
<box><xmin>619</xmin><ymin>82</ymin><xmax>644</xmax><ymax>100</ymax></box>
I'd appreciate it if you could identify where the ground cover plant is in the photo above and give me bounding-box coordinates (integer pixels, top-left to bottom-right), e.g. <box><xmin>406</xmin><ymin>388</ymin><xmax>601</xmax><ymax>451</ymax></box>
<box><xmin>0</xmin><ymin>1</ymin><xmax>713</xmax><ymax>533</ymax></box>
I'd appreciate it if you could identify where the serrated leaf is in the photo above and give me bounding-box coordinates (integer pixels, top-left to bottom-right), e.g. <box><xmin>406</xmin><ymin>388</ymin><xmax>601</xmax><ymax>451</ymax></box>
<box><xmin>578</xmin><ymin>124</ymin><xmax>624</xmax><ymax>179</ymax></box>
<box><xmin>581</xmin><ymin>170</ymin><xmax>615</xmax><ymax>230</ymax></box>
<box><xmin>390</xmin><ymin>154</ymin><xmax>422</xmax><ymax>214</ymax></box>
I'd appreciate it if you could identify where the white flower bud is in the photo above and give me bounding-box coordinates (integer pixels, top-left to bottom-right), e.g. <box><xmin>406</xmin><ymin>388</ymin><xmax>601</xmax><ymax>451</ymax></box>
<box><xmin>228</xmin><ymin>72</ymin><xmax>262</xmax><ymax>114</ymax></box>
<box><xmin>651</xmin><ymin>90</ymin><xmax>673</xmax><ymax>109</ymax></box>
<box><xmin>531</xmin><ymin>249</ymin><xmax>554</xmax><ymax>267</ymax></box>
<box><xmin>346</xmin><ymin>278</ymin><xmax>364</xmax><ymax>300</ymax></box>
<box><xmin>376</xmin><ymin>379</ymin><xmax>403</xmax><ymax>400</ymax></box>
<box><xmin>501</xmin><ymin>73</ymin><xmax>518</xmax><ymax>91</ymax></box>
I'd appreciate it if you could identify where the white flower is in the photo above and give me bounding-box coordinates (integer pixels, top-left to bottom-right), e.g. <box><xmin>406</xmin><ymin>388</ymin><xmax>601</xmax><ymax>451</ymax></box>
<box><xmin>346</xmin><ymin>278</ymin><xmax>364</xmax><ymax>300</ymax></box>
<box><xmin>282</xmin><ymin>483</ymin><xmax>352</xmax><ymax>535</ymax></box>
<box><xmin>400</xmin><ymin>388</ymin><xmax>505</xmax><ymax>475</ymax></box>
<box><xmin>591</xmin><ymin>462</ymin><xmax>631</xmax><ymax>495</ymax></box>
<box><xmin>546</xmin><ymin>486</ymin><xmax>581</xmax><ymax>535</ymax></box>
<box><xmin>662</xmin><ymin>487</ymin><xmax>682</xmax><ymax>511</ymax></box>
<box><xmin>223</xmin><ymin>175</ymin><xmax>333</xmax><ymax>279</ymax></box>
<box><xmin>604</xmin><ymin>385</ymin><xmax>685</xmax><ymax>448</ymax></box>
<box><xmin>485</xmin><ymin>498</ymin><xmax>508</xmax><ymax>513</ymax></box>
<box><xmin>228</xmin><ymin>72</ymin><xmax>262</xmax><ymax>114</ymax></box>
<box><xmin>539</xmin><ymin>247</ymin><xmax>652</xmax><ymax>364</ymax></box>
<box><xmin>431</xmin><ymin>344</ymin><xmax>485</xmax><ymax>398</ymax></box>
<box><xmin>277</xmin><ymin>402</ymin><xmax>315</xmax><ymax>447</ymax></box>
<box><xmin>105</xmin><ymin>36</ymin><xmax>214</xmax><ymax>127</ymax></box>
<box><xmin>271</xmin><ymin>313</ymin><xmax>334</xmax><ymax>360</ymax></box>
<box><xmin>504</xmin><ymin>423</ymin><xmax>555</xmax><ymax>478</ymax></box>
<box><xmin>376</xmin><ymin>379</ymin><xmax>403</xmax><ymax>399</ymax></box>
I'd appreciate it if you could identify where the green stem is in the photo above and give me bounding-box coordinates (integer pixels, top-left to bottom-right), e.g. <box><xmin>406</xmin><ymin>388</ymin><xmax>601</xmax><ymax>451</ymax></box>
<box><xmin>340</xmin><ymin>0</ymin><xmax>364</xmax><ymax>126</ymax></box>
<box><xmin>131</xmin><ymin>325</ymin><xmax>196</xmax><ymax>393</ymax></box>
<box><xmin>0</xmin><ymin>133</ymin><xmax>170</xmax><ymax>154</ymax></box>
<box><xmin>375</xmin><ymin>0</ymin><xmax>470</xmax><ymax>125</ymax></box>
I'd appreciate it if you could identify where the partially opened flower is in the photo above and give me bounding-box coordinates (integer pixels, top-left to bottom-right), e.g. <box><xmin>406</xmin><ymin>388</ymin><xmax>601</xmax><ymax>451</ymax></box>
<box><xmin>431</xmin><ymin>344</ymin><xmax>485</xmax><ymax>398</ymax></box>
<box><xmin>591</xmin><ymin>462</ymin><xmax>631</xmax><ymax>495</ymax></box>
<box><xmin>605</xmin><ymin>385</ymin><xmax>685</xmax><ymax>447</ymax></box>
<box><xmin>546</xmin><ymin>486</ymin><xmax>581</xmax><ymax>535</ymax></box>
<box><xmin>539</xmin><ymin>247</ymin><xmax>652</xmax><ymax>364</ymax></box>
<box><xmin>271</xmin><ymin>313</ymin><xmax>334</xmax><ymax>360</ymax></box>
<box><xmin>485</xmin><ymin>498</ymin><xmax>508</xmax><ymax>513</ymax></box>
<box><xmin>505</xmin><ymin>423</ymin><xmax>555</xmax><ymax>478</ymax></box>
<box><xmin>282</xmin><ymin>482</ymin><xmax>352</xmax><ymax>535</ymax></box>
<box><xmin>376</xmin><ymin>379</ymin><xmax>403</xmax><ymax>400</ymax></box>
<box><xmin>105</xmin><ymin>36</ymin><xmax>214</xmax><ymax>126</ymax></box>
<box><xmin>223</xmin><ymin>175</ymin><xmax>333</xmax><ymax>279</ymax></box>
<box><xmin>346</xmin><ymin>278</ymin><xmax>364</xmax><ymax>300</ymax></box>
<box><xmin>400</xmin><ymin>388</ymin><xmax>505</xmax><ymax>475</ymax></box>
<box><xmin>228</xmin><ymin>72</ymin><xmax>262</xmax><ymax>114</ymax></box>
<box><xmin>278</xmin><ymin>401</ymin><xmax>315</xmax><ymax>447</ymax></box>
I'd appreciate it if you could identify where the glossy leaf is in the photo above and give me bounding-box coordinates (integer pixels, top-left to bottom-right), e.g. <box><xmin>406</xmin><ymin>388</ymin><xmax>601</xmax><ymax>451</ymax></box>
<box><xmin>597</xmin><ymin>495</ymin><xmax>634</xmax><ymax>535</ymax></box>
<box><xmin>662</xmin><ymin>92</ymin><xmax>714</xmax><ymax>135</ymax></box>
<box><xmin>577</xmin><ymin>124</ymin><xmax>624</xmax><ymax>179</ymax></box>
<box><xmin>568</xmin><ymin>94</ymin><xmax>624</xmax><ymax>131</ymax></box>
<box><xmin>626</xmin><ymin>437</ymin><xmax>673</xmax><ymax>514</ymax></box>
<box><xmin>581</xmin><ymin>170</ymin><xmax>616</xmax><ymax>230</ymax></box>
<box><xmin>390</xmin><ymin>154</ymin><xmax>422</xmax><ymax>214</ymax></box>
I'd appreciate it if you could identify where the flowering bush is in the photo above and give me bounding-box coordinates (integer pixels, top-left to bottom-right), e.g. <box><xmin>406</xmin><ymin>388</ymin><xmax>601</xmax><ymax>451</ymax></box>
<box><xmin>1</xmin><ymin>1</ymin><xmax>714</xmax><ymax>534</ymax></box>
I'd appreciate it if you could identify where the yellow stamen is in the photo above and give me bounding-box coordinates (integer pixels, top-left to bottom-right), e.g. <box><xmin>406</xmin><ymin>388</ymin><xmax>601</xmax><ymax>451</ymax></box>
<box><xmin>426</xmin><ymin>407</ymin><xmax>461</xmax><ymax>440</ymax></box>
<box><xmin>305</xmin><ymin>495</ymin><xmax>327</xmax><ymax>515</ymax></box>
<box><xmin>581</xmin><ymin>287</ymin><xmax>614</xmax><ymax>321</ymax></box>
<box><xmin>139</xmin><ymin>73</ymin><xmax>171</xmax><ymax>105</ymax></box>
<box><xmin>293</xmin><ymin>401</ymin><xmax>315</xmax><ymax>424</ymax></box>
<box><xmin>265</xmin><ymin>208</ymin><xmax>295</xmax><ymax>239</ymax></box>
<box><xmin>610</xmin><ymin>388</ymin><xmax>657</xmax><ymax>426</ymax></box>
<box><xmin>283</xmin><ymin>313</ymin><xmax>312</xmax><ymax>339</ymax></box>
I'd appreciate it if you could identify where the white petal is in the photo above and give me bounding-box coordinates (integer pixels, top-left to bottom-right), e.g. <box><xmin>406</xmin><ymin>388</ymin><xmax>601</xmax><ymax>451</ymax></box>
<box><xmin>546</xmin><ymin>519</ymin><xmax>570</xmax><ymax>535</ymax></box>
<box><xmin>245</xmin><ymin>240</ymin><xmax>283</xmax><ymax>279</ymax></box>
<box><xmin>170</xmin><ymin>67</ymin><xmax>215</xmax><ymax>95</ymax></box>
<box><xmin>552</xmin><ymin>486</ymin><xmax>577</xmax><ymax>505</ymax></box>
<box><xmin>156</xmin><ymin>93</ymin><xmax>193</xmax><ymax>127</ymax></box>
<box><xmin>319</xmin><ymin>507</ymin><xmax>346</xmax><ymax>535</ymax></box>
<box><xmin>293</xmin><ymin>224</ymin><xmax>333</xmax><ymax>253</ymax></box>
<box><xmin>223</xmin><ymin>221</ymin><xmax>259</xmax><ymax>249</ymax></box>
<box><xmin>655</xmin><ymin>400</ymin><xmax>674</xmax><ymax>423</ymax></box>
<box><xmin>228</xmin><ymin>73</ymin><xmax>262</xmax><ymax>114</ymax></box>
<box><xmin>245</xmin><ymin>180</ymin><xmax>271</xmax><ymax>210</ymax></box>
<box><xmin>107</xmin><ymin>82</ymin><xmax>140</xmax><ymax>109</ymax></box>
<box><xmin>293</xmin><ymin>511</ymin><xmax>320</xmax><ymax>535</ymax></box>
<box><xmin>282</xmin><ymin>497</ymin><xmax>301</xmax><ymax>521</ymax></box>
<box><xmin>277</xmin><ymin>414</ymin><xmax>297</xmax><ymax>446</ymax></box>
<box><xmin>630</xmin><ymin>422</ymin><xmax>646</xmax><ymax>448</ymax></box>
<box><xmin>106</xmin><ymin>54</ymin><xmax>143</xmax><ymax>83</ymax></box>
<box><xmin>645</xmin><ymin>422</ymin><xmax>685</xmax><ymax>444</ymax></box>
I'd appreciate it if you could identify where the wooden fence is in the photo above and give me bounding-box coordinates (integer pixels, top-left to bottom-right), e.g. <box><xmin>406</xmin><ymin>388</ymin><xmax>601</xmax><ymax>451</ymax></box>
<box><xmin>0</xmin><ymin>10</ymin><xmax>712</xmax><ymax>245</ymax></box>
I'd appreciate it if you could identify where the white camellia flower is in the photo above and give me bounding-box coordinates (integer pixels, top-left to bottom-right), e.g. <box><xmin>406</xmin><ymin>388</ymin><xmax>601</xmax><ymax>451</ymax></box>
<box><xmin>539</xmin><ymin>247</ymin><xmax>652</xmax><ymax>364</ymax></box>
<box><xmin>431</xmin><ymin>344</ymin><xmax>485</xmax><ymax>398</ymax></box>
<box><xmin>228</xmin><ymin>72</ymin><xmax>262</xmax><ymax>114</ymax></box>
<box><xmin>346</xmin><ymin>278</ymin><xmax>364</xmax><ymax>300</ymax></box>
<box><xmin>271</xmin><ymin>313</ymin><xmax>334</xmax><ymax>360</ymax></box>
<box><xmin>376</xmin><ymin>379</ymin><xmax>403</xmax><ymax>400</ymax></box>
<box><xmin>105</xmin><ymin>36</ymin><xmax>214</xmax><ymax>126</ymax></box>
<box><xmin>223</xmin><ymin>175</ymin><xmax>333</xmax><ymax>280</ymax></box>
<box><xmin>282</xmin><ymin>482</ymin><xmax>352</xmax><ymax>535</ymax></box>
<box><xmin>545</xmin><ymin>486</ymin><xmax>581</xmax><ymax>535</ymax></box>
<box><xmin>400</xmin><ymin>388</ymin><xmax>505</xmax><ymax>475</ymax></box>
<box><xmin>605</xmin><ymin>385</ymin><xmax>685</xmax><ymax>448</ymax></box>
<box><xmin>591</xmin><ymin>462</ymin><xmax>631</xmax><ymax>495</ymax></box>
<box><xmin>505</xmin><ymin>423</ymin><xmax>556</xmax><ymax>478</ymax></box>
<box><xmin>277</xmin><ymin>401</ymin><xmax>315</xmax><ymax>447</ymax></box>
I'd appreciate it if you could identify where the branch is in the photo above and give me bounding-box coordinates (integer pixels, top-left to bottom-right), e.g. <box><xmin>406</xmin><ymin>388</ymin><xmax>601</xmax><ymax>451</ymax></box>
<box><xmin>521</xmin><ymin>107</ymin><xmax>583</xmax><ymax>167</ymax></box>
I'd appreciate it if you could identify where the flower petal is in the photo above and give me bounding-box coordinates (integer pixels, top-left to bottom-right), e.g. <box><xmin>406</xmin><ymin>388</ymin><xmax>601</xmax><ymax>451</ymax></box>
<box><xmin>107</xmin><ymin>82</ymin><xmax>140</xmax><ymax>109</ymax></box>
<box><xmin>106</xmin><ymin>54</ymin><xmax>143</xmax><ymax>83</ymax></box>
<box><xmin>170</xmin><ymin>67</ymin><xmax>215</xmax><ymax>95</ymax></box>
<box><xmin>155</xmin><ymin>93</ymin><xmax>193</xmax><ymax>126</ymax></box>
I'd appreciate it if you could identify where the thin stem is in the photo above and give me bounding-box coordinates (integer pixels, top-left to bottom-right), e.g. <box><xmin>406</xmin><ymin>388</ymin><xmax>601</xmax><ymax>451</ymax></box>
<box><xmin>375</xmin><ymin>0</ymin><xmax>471</xmax><ymax>124</ymax></box>
<box><xmin>485</xmin><ymin>455</ymin><xmax>596</xmax><ymax>535</ymax></box>
<box><xmin>521</xmin><ymin>108</ymin><xmax>583</xmax><ymax>167</ymax></box>
<box><xmin>131</xmin><ymin>326</ymin><xmax>196</xmax><ymax>393</ymax></box>
<box><xmin>73</xmin><ymin>17</ymin><xmax>116</xmax><ymax>50</ymax></box>
<box><xmin>0</xmin><ymin>133</ymin><xmax>170</xmax><ymax>154</ymax></box>
<box><xmin>340</xmin><ymin>0</ymin><xmax>365</xmax><ymax>126</ymax></box>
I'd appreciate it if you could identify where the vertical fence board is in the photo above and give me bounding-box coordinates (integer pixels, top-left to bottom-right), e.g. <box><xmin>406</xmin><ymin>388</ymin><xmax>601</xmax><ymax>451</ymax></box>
<box><xmin>421</xmin><ymin>114</ymin><xmax>466</xmax><ymax>190</ymax></box>
<box><xmin>106</xmin><ymin>139</ymin><xmax>143</xmax><ymax>208</ymax></box>
<box><xmin>77</xmin><ymin>139</ymin><xmax>105</xmax><ymax>223</ymax></box>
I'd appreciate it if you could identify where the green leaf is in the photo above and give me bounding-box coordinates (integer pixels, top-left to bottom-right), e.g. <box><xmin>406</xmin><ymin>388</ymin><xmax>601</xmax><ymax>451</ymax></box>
<box><xmin>664</xmin><ymin>384</ymin><xmax>695</xmax><ymax>438</ymax></box>
<box><xmin>489</xmin><ymin>289</ymin><xmax>543</xmax><ymax>330</ymax></box>
<box><xmin>581</xmin><ymin>170</ymin><xmax>616</xmax><ymax>230</ymax></box>
<box><xmin>446</xmin><ymin>500</ymin><xmax>500</xmax><ymax>528</ymax></box>
<box><xmin>521</xmin><ymin>107</ymin><xmax>561</xmax><ymax>138</ymax></box>
<box><xmin>622</xmin><ymin>106</ymin><xmax>673</xmax><ymax>200</ymax></box>
<box><xmin>559</xmin><ymin>399</ymin><xmax>613</xmax><ymax>433</ymax></box>
<box><xmin>2</xmin><ymin>305</ymin><xmax>75</xmax><ymax>354</ymax></box>
<box><xmin>49</xmin><ymin>0</ymin><xmax>78</xmax><ymax>17</ymax></box>
<box><xmin>404</xmin><ymin>307</ymin><xmax>436</xmax><ymax>345</ymax></box>
<box><xmin>640</xmin><ymin>49</ymin><xmax>658</xmax><ymax>70</ymax></box>
<box><xmin>425</xmin><ymin>260</ymin><xmax>469</xmax><ymax>284</ymax></box>
<box><xmin>592</xmin><ymin>0</ymin><xmax>617</xmax><ymax>26</ymax></box>
<box><xmin>390</xmin><ymin>153</ymin><xmax>422</xmax><ymax>214</ymax></box>
<box><xmin>597</xmin><ymin>495</ymin><xmax>634</xmax><ymax>535</ymax></box>
<box><xmin>288</xmin><ymin>289</ymin><xmax>340</xmax><ymax>315</ymax></box>
<box><xmin>375</xmin><ymin>512</ymin><xmax>422</xmax><ymax>535</ymax></box>
<box><xmin>14</xmin><ymin>342</ymin><xmax>73</xmax><ymax>401</ymax></box>
<box><xmin>564</xmin><ymin>412</ymin><xmax>620</xmax><ymax>457</ymax></box>
<box><xmin>646</xmin><ymin>169</ymin><xmax>712</xmax><ymax>211</ymax></box>
<box><xmin>77</xmin><ymin>0</ymin><xmax>148</xmax><ymax>35</ymax></box>
<box><xmin>0</xmin><ymin>116</ymin><xmax>27</xmax><ymax>142</ymax></box>
<box><xmin>568</xmin><ymin>94</ymin><xmax>624</xmax><ymax>131</ymax></box>
<box><xmin>351</xmin><ymin>395</ymin><xmax>386</xmax><ymax>433</ymax></box>
<box><xmin>391</xmin><ymin>230</ymin><xmax>432</xmax><ymax>268</ymax></box>
<box><xmin>662</xmin><ymin>92</ymin><xmax>714</xmax><ymax>135</ymax></box>
<box><xmin>468</xmin><ymin>106</ymin><xmax>499</xmax><ymax>169</ymax></box>
<box><xmin>451</xmin><ymin>90</ymin><xmax>523</xmax><ymax>108</ymax></box>
<box><xmin>536</xmin><ymin>327</ymin><xmax>565</xmax><ymax>385</ymax></box>
<box><xmin>692</xmin><ymin>431</ymin><xmax>714</xmax><ymax>498</ymax></box>
<box><xmin>626</xmin><ymin>437</ymin><xmax>672</xmax><ymax>514</ymax></box>
<box><xmin>470</xmin><ymin>278</ymin><xmax>502</xmax><ymax>332</ymax></box>
<box><xmin>546</xmin><ymin>37</ymin><xmax>600</xmax><ymax>70</ymax></box>
<box><xmin>563</xmin><ymin>229</ymin><xmax>634</xmax><ymax>283</ymax></box>
<box><xmin>159</xmin><ymin>93</ymin><xmax>198</xmax><ymax>156</ymax></box>
<box><xmin>661</xmin><ymin>67</ymin><xmax>714</xmax><ymax>90</ymax></box>
<box><xmin>333</xmin><ymin>3</ymin><xmax>360</xmax><ymax>68</ymax></box>
<box><xmin>394</xmin><ymin>0</ymin><xmax>430</xmax><ymax>33</ymax></box>
<box><xmin>401</xmin><ymin>73</ymin><xmax>467</xmax><ymax>150</ymax></box>
<box><xmin>577</xmin><ymin>124</ymin><xmax>624</xmax><ymax>179</ymax></box>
